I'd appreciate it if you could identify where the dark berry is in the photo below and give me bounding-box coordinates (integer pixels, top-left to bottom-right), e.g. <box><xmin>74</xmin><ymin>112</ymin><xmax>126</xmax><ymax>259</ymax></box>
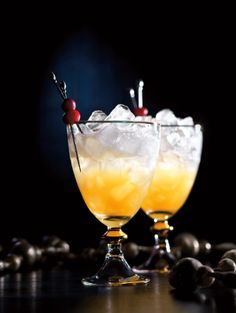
<box><xmin>5</xmin><ymin>254</ymin><xmax>23</xmax><ymax>271</ymax></box>
<box><xmin>221</xmin><ymin>249</ymin><xmax>236</xmax><ymax>263</ymax></box>
<box><xmin>80</xmin><ymin>248</ymin><xmax>97</xmax><ymax>261</ymax></box>
<box><xmin>212</xmin><ymin>272</ymin><xmax>236</xmax><ymax>288</ymax></box>
<box><xmin>97</xmin><ymin>239</ymin><xmax>107</xmax><ymax>256</ymax></box>
<box><xmin>0</xmin><ymin>260</ymin><xmax>5</xmax><ymax>272</ymax></box>
<box><xmin>63</xmin><ymin>110</ymin><xmax>81</xmax><ymax>125</ymax></box>
<box><xmin>55</xmin><ymin>240</ymin><xmax>70</xmax><ymax>255</ymax></box>
<box><xmin>196</xmin><ymin>265</ymin><xmax>215</xmax><ymax>288</ymax></box>
<box><xmin>10</xmin><ymin>240</ymin><xmax>37</xmax><ymax>267</ymax></box>
<box><xmin>62</xmin><ymin>98</ymin><xmax>76</xmax><ymax>112</ymax></box>
<box><xmin>198</xmin><ymin>240</ymin><xmax>212</xmax><ymax>255</ymax></box>
<box><xmin>216</xmin><ymin>258</ymin><xmax>236</xmax><ymax>272</ymax></box>
<box><xmin>168</xmin><ymin>257</ymin><xmax>202</xmax><ymax>291</ymax></box>
<box><xmin>173</xmin><ymin>233</ymin><xmax>200</xmax><ymax>257</ymax></box>
<box><xmin>33</xmin><ymin>246</ymin><xmax>43</xmax><ymax>262</ymax></box>
<box><xmin>42</xmin><ymin>235</ymin><xmax>61</xmax><ymax>247</ymax></box>
<box><xmin>123</xmin><ymin>242</ymin><xmax>139</xmax><ymax>259</ymax></box>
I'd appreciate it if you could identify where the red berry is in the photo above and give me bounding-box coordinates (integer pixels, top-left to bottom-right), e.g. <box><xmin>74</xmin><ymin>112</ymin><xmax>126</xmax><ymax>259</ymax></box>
<box><xmin>63</xmin><ymin>110</ymin><xmax>81</xmax><ymax>125</ymax></box>
<box><xmin>133</xmin><ymin>107</ymin><xmax>148</xmax><ymax>116</ymax></box>
<box><xmin>62</xmin><ymin>98</ymin><xmax>76</xmax><ymax>112</ymax></box>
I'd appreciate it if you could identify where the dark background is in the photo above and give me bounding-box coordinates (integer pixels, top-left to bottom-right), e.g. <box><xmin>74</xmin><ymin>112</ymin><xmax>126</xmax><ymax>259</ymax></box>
<box><xmin>2</xmin><ymin>8</ymin><xmax>235</xmax><ymax>251</ymax></box>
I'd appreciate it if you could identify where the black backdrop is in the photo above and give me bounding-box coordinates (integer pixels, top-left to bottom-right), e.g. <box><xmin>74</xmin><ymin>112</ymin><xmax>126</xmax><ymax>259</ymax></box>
<box><xmin>2</xmin><ymin>9</ymin><xmax>235</xmax><ymax>251</ymax></box>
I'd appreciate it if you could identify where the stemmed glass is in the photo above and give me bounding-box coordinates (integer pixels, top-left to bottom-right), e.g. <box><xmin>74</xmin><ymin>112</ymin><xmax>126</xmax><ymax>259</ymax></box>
<box><xmin>135</xmin><ymin>124</ymin><xmax>203</xmax><ymax>273</ymax></box>
<box><xmin>67</xmin><ymin>120</ymin><xmax>160</xmax><ymax>286</ymax></box>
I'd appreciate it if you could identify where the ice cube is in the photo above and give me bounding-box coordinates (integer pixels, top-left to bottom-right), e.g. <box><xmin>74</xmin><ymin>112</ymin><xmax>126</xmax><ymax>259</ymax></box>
<box><xmin>77</xmin><ymin>123</ymin><xmax>93</xmax><ymax>135</ymax></box>
<box><xmin>87</xmin><ymin>110</ymin><xmax>107</xmax><ymax>131</ymax></box>
<box><xmin>134</xmin><ymin>115</ymin><xmax>153</xmax><ymax>122</ymax></box>
<box><xmin>177</xmin><ymin>116</ymin><xmax>194</xmax><ymax>126</ymax></box>
<box><xmin>166</xmin><ymin>132</ymin><xmax>181</xmax><ymax>146</ymax></box>
<box><xmin>179</xmin><ymin>126</ymin><xmax>195</xmax><ymax>138</ymax></box>
<box><xmin>88</xmin><ymin>110</ymin><xmax>107</xmax><ymax>121</ymax></box>
<box><xmin>97</xmin><ymin>124</ymin><xmax>121</xmax><ymax>150</ymax></box>
<box><xmin>83</xmin><ymin>136</ymin><xmax>105</xmax><ymax>159</ymax></box>
<box><xmin>96</xmin><ymin>176</ymin><xmax>106</xmax><ymax>187</ymax></box>
<box><xmin>156</xmin><ymin>109</ymin><xmax>177</xmax><ymax>125</ymax></box>
<box><xmin>105</xmin><ymin>104</ymin><xmax>135</xmax><ymax>121</ymax></box>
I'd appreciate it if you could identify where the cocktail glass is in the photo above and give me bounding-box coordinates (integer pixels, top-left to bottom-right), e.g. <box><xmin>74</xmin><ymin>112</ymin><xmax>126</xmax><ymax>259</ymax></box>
<box><xmin>135</xmin><ymin>124</ymin><xmax>203</xmax><ymax>273</ymax></box>
<box><xmin>67</xmin><ymin>120</ymin><xmax>160</xmax><ymax>286</ymax></box>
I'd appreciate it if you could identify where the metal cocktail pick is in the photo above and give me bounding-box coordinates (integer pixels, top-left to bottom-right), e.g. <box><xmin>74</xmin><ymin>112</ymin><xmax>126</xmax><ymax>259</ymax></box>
<box><xmin>49</xmin><ymin>72</ymin><xmax>81</xmax><ymax>171</ymax></box>
<box><xmin>138</xmin><ymin>80</ymin><xmax>144</xmax><ymax>109</ymax></box>
<box><xmin>60</xmin><ymin>81</ymin><xmax>67</xmax><ymax>99</ymax></box>
<box><xmin>129</xmin><ymin>88</ymin><xmax>138</xmax><ymax>108</ymax></box>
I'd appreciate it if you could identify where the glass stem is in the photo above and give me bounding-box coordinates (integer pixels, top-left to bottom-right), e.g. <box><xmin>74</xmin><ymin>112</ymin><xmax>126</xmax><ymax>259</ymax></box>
<box><xmin>154</xmin><ymin>232</ymin><xmax>171</xmax><ymax>253</ymax></box>
<box><xmin>82</xmin><ymin>226</ymin><xmax>150</xmax><ymax>285</ymax></box>
<box><xmin>152</xmin><ymin>219</ymin><xmax>173</xmax><ymax>253</ymax></box>
<box><xmin>95</xmin><ymin>227</ymin><xmax>135</xmax><ymax>279</ymax></box>
<box><xmin>106</xmin><ymin>242</ymin><xmax>124</xmax><ymax>260</ymax></box>
<box><xmin>138</xmin><ymin>219</ymin><xmax>176</xmax><ymax>272</ymax></box>
<box><xmin>103</xmin><ymin>227</ymin><xmax>128</xmax><ymax>243</ymax></box>
<box><xmin>102</xmin><ymin>227</ymin><xmax>128</xmax><ymax>261</ymax></box>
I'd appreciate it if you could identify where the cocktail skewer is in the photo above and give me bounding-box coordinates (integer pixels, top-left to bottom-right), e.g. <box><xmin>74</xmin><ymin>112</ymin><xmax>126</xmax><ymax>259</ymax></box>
<box><xmin>49</xmin><ymin>72</ymin><xmax>66</xmax><ymax>100</ymax></box>
<box><xmin>70</xmin><ymin>125</ymin><xmax>81</xmax><ymax>172</ymax></box>
<box><xmin>60</xmin><ymin>80</ymin><xmax>67</xmax><ymax>99</ymax></box>
<box><xmin>129</xmin><ymin>88</ymin><xmax>138</xmax><ymax>108</ymax></box>
<box><xmin>130</xmin><ymin>80</ymin><xmax>148</xmax><ymax>116</ymax></box>
<box><xmin>49</xmin><ymin>72</ymin><xmax>81</xmax><ymax>172</ymax></box>
<box><xmin>138</xmin><ymin>80</ymin><xmax>144</xmax><ymax>108</ymax></box>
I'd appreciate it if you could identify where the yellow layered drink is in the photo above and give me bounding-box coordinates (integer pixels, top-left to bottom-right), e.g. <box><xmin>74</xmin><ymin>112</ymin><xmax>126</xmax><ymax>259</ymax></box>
<box><xmin>142</xmin><ymin>158</ymin><xmax>197</xmax><ymax>220</ymax></box>
<box><xmin>71</xmin><ymin>162</ymin><xmax>151</xmax><ymax>227</ymax></box>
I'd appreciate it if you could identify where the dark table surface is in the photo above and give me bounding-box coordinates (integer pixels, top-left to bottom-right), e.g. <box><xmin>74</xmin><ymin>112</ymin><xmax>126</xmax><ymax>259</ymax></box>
<box><xmin>0</xmin><ymin>270</ymin><xmax>235</xmax><ymax>313</ymax></box>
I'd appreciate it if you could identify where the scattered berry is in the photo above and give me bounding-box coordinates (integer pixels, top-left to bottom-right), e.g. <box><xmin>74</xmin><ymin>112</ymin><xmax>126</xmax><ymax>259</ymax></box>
<box><xmin>42</xmin><ymin>235</ymin><xmax>61</xmax><ymax>247</ymax></box>
<box><xmin>216</xmin><ymin>258</ymin><xmax>236</xmax><ymax>272</ymax></box>
<box><xmin>196</xmin><ymin>265</ymin><xmax>215</xmax><ymax>288</ymax></box>
<box><xmin>212</xmin><ymin>271</ymin><xmax>236</xmax><ymax>288</ymax></box>
<box><xmin>173</xmin><ymin>233</ymin><xmax>200</xmax><ymax>257</ymax></box>
<box><xmin>123</xmin><ymin>242</ymin><xmax>139</xmax><ymax>259</ymax></box>
<box><xmin>168</xmin><ymin>257</ymin><xmax>202</xmax><ymax>291</ymax></box>
<box><xmin>10</xmin><ymin>239</ymin><xmax>37</xmax><ymax>267</ymax></box>
<box><xmin>80</xmin><ymin>248</ymin><xmax>97</xmax><ymax>261</ymax></box>
<box><xmin>5</xmin><ymin>254</ymin><xmax>22</xmax><ymax>272</ymax></box>
<box><xmin>221</xmin><ymin>249</ymin><xmax>236</xmax><ymax>263</ymax></box>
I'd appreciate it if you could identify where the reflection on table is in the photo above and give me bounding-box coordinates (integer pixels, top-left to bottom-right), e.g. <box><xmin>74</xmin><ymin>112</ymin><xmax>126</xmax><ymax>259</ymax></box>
<box><xmin>0</xmin><ymin>270</ymin><xmax>235</xmax><ymax>313</ymax></box>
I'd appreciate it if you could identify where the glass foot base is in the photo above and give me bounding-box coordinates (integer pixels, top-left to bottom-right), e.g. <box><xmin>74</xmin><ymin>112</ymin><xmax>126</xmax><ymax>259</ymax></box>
<box><xmin>82</xmin><ymin>246</ymin><xmax>150</xmax><ymax>287</ymax></box>
<box><xmin>133</xmin><ymin>249</ymin><xmax>176</xmax><ymax>274</ymax></box>
<box><xmin>133</xmin><ymin>265</ymin><xmax>170</xmax><ymax>274</ymax></box>
<box><xmin>82</xmin><ymin>274</ymin><xmax>149</xmax><ymax>286</ymax></box>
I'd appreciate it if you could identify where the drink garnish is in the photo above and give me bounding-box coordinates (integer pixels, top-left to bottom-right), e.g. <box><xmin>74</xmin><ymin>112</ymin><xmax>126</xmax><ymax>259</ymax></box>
<box><xmin>129</xmin><ymin>80</ymin><xmax>148</xmax><ymax>116</ymax></box>
<box><xmin>49</xmin><ymin>72</ymin><xmax>81</xmax><ymax>171</ymax></box>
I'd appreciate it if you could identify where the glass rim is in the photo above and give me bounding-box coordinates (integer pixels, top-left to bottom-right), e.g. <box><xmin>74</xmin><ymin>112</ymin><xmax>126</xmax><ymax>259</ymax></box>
<box><xmin>76</xmin><ymin>120</ymin><xmax>158</xmax><ymax>126</ymax></box>
<box><xmin>76</xmin><ymin>120</ymin><xmax>201</xmax><ymax>127</ymax></box>
<box><xmin>160</xmin><ymin>124</ymin><xmax>201</xmax><ymax>127</ymax></box>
